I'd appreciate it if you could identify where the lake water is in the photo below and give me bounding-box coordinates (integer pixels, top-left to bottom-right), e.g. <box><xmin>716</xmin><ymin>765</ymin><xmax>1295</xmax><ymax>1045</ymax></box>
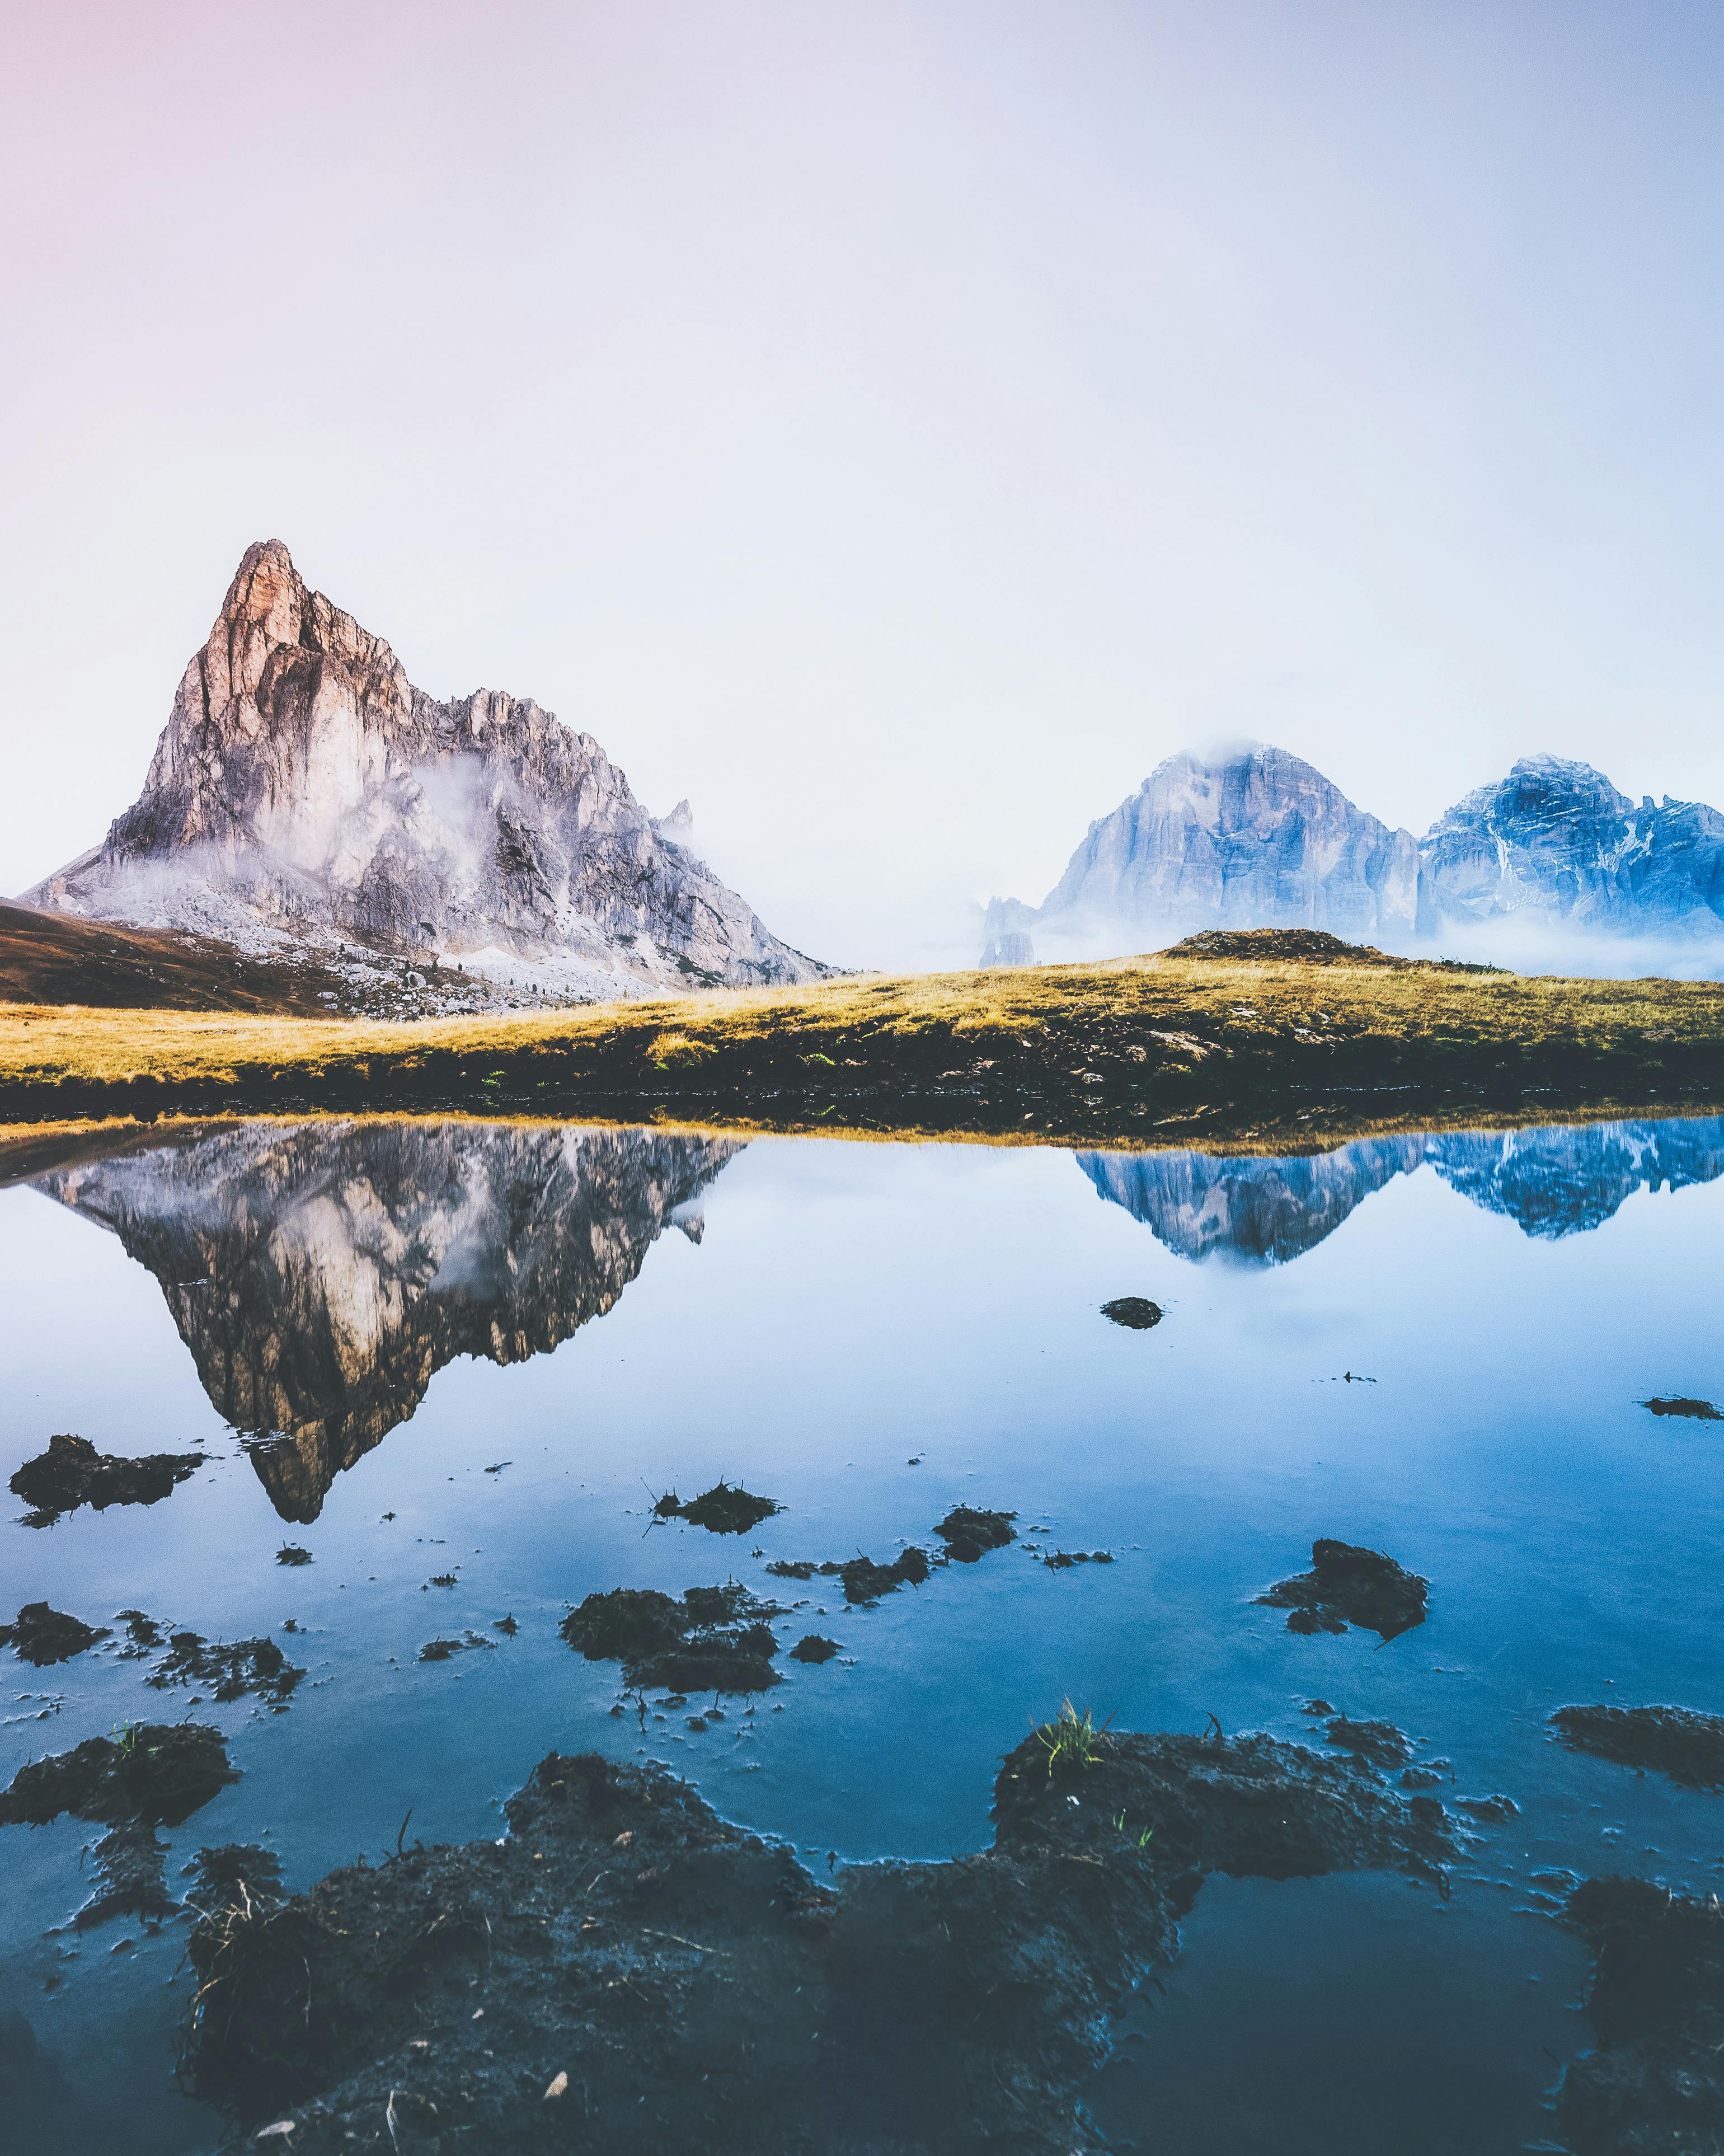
<box><xmin>3</xmin><ymin>1114</ymin><xmax>1723</xmax><ymax>2153</ymax></box>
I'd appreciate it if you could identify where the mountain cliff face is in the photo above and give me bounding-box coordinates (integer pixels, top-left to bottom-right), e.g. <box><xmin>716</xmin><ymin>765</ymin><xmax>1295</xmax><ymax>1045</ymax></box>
<box><xmin>27</xmin><ymin>541</ymin><xmax>825</xmax><ymax>1002</ymax></box>
<box><xmin>1417</xmin><ymin>755</ymin><xmax>1724</xmax><ymax>943</ymax></box>
<box><xmin>33</xmin><ymin>1119</ymin><xmax>739</xmax><ymax>1520</ymax></box>
<box><xmin>982</xmin><ymin>747</ymin><xmax>1419</xmax><ymax>962</ymax></box>
<box><xmin>1078</xmin><ymin>1115</ymin><xmax>1724</xmax><ymax>1264</ymax></box>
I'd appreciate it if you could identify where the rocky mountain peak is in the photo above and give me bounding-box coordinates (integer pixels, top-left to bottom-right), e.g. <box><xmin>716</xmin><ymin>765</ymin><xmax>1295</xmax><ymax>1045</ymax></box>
<box><xmin>27</xmin><ymin>543</ymin><xmax>827</xmax><ymax>1005</ymax></box>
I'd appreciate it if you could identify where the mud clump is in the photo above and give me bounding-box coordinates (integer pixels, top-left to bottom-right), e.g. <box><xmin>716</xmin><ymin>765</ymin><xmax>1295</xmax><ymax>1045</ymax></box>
<box><xmin>182</xmin><ymin>1722</ymin><xmax>1460</xmax><ymax>2152</ymax></box>
<box><xmin>9</xmin><ymin>1432</ymin><xmax>205</xmax><ymax>1525</ymax></box>
<box><xmin>560</xmin><ymin>1582</ymin><xmax>782</xmax><ymax>1693</ymax></box>
<box><xmin>765</xmin><ymin>1548</ymin><xmax>932</xmax><ymax>1605</ymax></box>
<box><xmin>934</xmin><ymin>1506</ymin><xmax>1017</xmax><ymax>1563</ymax></box>
<box><xmin>0</xmin><ymin>1602</ymin><xmax>109</xmax><ymax>1665</ymax></box>
<box><xmin>145</xmin><ymin>1632</ymin><xmax>306</xmax><ymax>1708</ymax></box>
<box><xmin>1256</xmin><ymin>1538</ymin><xmax>1428</xmax><ymax>1641</ymax></box>
<box><xmin>1550</xmin><ymin>1703</ymin><xmax>1724</xmax><ymax>1791</ymax></box>
<box><xmin>0</xmin><ymin>1723</ymin><xmax>239</xmax><ymax>1829</ymax></box>
<box><xmin>275</xmin><ymin>1545</ymin><xmax>313</xmax><ymax>1567</ymax></box>
<box><xmin>1040</xmin><ymin>1550</ymin><xmax>1113</xmax><ymax>1571</ymax></box>
<box><xmin>654</xmin><ymin>1481</ymin><xmax>782</xmax><ymax>1534</ymax></box>
<box><xmin>1318</xmin><ymin>1716</ymin><xmax>1415</xmax><ymax>1771</ymax></box>
<box><xmin>1101</xmin><ymin>1296</ymin><xmax>1163</xmax><ymax>1329</ymax></box>
<box><xmin>1558</xmin><ymin>1876</ymin><xmax>1724</xmax><ymax>2154</ymax></box>
<box><xmin>186</xmin><ymin>1844</ymin><xmax>285</xmax><ymax>1910</ymax></box>
<box><xmin>1641</xmin><ymin>1395</ymin><xmax>1722</xmax><ymax>1421</ymax></box>
<box><xmin>789</xmin><ymin>1634</ymin><xmax>840</xmax><ymax>1664</ymax></box>
<box><xmin>419</xmin><ymin>1633</ymin><xmax>497</xmax><ymax>1662</ymax></box>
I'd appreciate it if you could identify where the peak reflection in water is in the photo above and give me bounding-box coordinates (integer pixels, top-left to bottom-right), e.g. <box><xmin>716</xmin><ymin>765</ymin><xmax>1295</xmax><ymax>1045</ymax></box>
<box><xmin>32</xmin><ymin>1122</ymin><xmax>741</xmax><ymax>1520</ymax></box>
<box><xmin>1078</xmin><ymin>1116</ymin><xmax>1724</xmax><ymax>1266</ymax></box>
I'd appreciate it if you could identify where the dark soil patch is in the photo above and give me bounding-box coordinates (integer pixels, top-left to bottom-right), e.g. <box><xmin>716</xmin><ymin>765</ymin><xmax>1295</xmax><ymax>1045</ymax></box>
<box><xmin>181</xmin><ymin>1721</ymin><xmax>1463</xmax><ymax>2150</ymax></box>
<box><xmin>1256</xmin><ymin>1538</ymin><xmax>1428</xmax><ymax>1641</ymax></box>
<box><xmin>0</xmin><ymin>1602</ymin><xmax>108</xmax><ymax>1665</ymax></box>
<box><xmin>1641</xmin><ymin>1395</ymin><xmax>1722</xmax><ymax>1421</ymax></box>
<box><xmin>1551</xmin><ymin>1703</ymin><xmax>1724</xmax><ymax>1791</ymax></box>
<box><xmin>764</xmin><ymin>1549</ymin><xmax>932</xmax><ymax>1604</ymax></box>
<box><xmin>9</xmin><ymin>1432</ymin><xmax>204</xmax><ymax>1525</ymax></box>
<box><xmin>146</xmin><ymin>1633</ymin><xmax>305</xmax><ymax>1709</ymax></box>
<box><xmin>1317</xmin><ymin>1716</ymin><xmax>1415</xmax><ymax>1772</ymax></box>
<box><xmin>185</xmin><ymin>1844</ymin><xmax>285</xmax><ymax>1911</ymax></box>
<box><xmin>276</xmin><ymin>1545</ymin><xmax>313</xmax><ymax>1567</ymax></box>
<box><xmin>0</xmin><ymin>1723</ymin><xmax>238</xmax><ymax>1829</ymax></box>
<box><xmin>790</xmin><ymin>1635</ymin><xmax>841</xmax><ymax>1663</ymax></box>
<box><xmin>419</xmin><ymin>1633</ymin><xmax>498</xmax><ymax>1662</ymax></box>
<box><xmin>560</xmin><ymin>1582</ymin><xmax>783</xmax><ymax>1694</ymax></box>
<box><xmin>1101</xmin><ymin>1296</ymin><xmax>1162</xmax><ymax>1329</ymax></box>
<box><xmin>1558</xmin><ymin>1875</ymin><xmax>1724</xmax><ymax>2154</ymax></box>
<box><xmin>933</xmin><ymin>1507</ymin><xmax>1017</xmax><ymax>1562</ymax></box>
<box><xmin>655</xmin><ymin>1482</ymin><xmax>782</xmax><ymax>1534</ymax></box>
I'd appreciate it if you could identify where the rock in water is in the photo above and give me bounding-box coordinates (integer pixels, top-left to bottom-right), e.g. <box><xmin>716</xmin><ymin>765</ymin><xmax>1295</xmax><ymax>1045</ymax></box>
<box><xmin>980</xmin><ymin>744</ymin><xmax>1420</xmax><ymax>960</ymax></box>
<box><xmin>1256</xmin><ymin>1538</ymin><xmax>1429</xmax><ymax>1641</ymax></box>
<box><xmin>26</xmin><ymin>540</ymin><xmax>828</xmax><ymax>1003</ymax></box>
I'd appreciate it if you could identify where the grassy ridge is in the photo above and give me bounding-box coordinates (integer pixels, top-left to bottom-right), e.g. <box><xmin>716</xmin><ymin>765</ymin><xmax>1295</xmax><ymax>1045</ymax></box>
<box><xmin>3</xmin><ymin>952</ymin><xmax>1723</xmax><ymax>1149</ymax></box>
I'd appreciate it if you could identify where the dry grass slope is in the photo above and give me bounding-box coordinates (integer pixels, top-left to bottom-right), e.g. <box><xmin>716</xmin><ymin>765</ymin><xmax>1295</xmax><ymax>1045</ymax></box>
<box><xmin>3</xmin><ymin>943</ymin><xmax>1723</xmax><ymax>1151</ymax></box>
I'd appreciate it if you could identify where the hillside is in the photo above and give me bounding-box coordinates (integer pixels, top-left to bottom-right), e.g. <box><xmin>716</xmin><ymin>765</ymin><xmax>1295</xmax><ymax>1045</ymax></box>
<box><xmin>3</xmin><ymin>933</ymin><xmax>1722</xmax><ymax>1149</ymax></box>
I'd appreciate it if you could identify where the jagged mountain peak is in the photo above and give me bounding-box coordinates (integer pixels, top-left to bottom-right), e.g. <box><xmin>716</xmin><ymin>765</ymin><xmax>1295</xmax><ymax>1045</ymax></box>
<box><xmin>27</xmin><ymin>543</ymin><xmax>827</xmax><ymax>1006</ymax></box>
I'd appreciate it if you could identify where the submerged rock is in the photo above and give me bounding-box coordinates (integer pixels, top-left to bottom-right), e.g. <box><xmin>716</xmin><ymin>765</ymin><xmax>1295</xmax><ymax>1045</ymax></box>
<box><xmin>182</xmin><ymin>1722</ymin><xmax>1460</xmax><ymax>2149</ymax></box>
<box><xmin>0</xmin><ymin>1602</ymin><xmax>109</xmax><ymax>1666</ymax></box>
<box><xmin>1550</xmin><ymin>1703</ymin><xmax>1724</xmax><ymax>1792</ymax></box>
<box><xmin>1558</xmin><ymin>1875</ymin><xmax>1724</xmax><ymax>2154</ymax></box>
<box><xmin>1256</xmin><ymin>1538</ymin><xmax>1428</xmax><ymax>1641</ymax></box>
<box><xmin>8</xmin><ymin>1432</ymin><xmax>204</xmax><ymax>1525</ymax></box>
<box><xmin>560</xmin><ymin>1583</ymin><xmax>782</xmax><ymax>1694</ymax></box>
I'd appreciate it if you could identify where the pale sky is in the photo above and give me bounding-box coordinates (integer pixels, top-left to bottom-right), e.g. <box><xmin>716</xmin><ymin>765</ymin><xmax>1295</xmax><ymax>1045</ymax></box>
<box><xmin>4</xmin><ymin>0</ymin><xmax>1723</xmax><ymax>968</ymax></box>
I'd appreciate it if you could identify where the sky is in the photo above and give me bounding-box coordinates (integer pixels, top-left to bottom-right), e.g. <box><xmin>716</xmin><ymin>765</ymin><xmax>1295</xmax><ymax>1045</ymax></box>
<box><xmin>3</xmin><ymin>0</ymin><xmax>1723</xmax><ymax>969</ymax></box>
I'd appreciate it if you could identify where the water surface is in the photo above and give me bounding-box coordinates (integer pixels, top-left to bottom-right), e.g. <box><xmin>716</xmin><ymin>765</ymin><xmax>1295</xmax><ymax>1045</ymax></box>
<box><xmin>3</xmin><ymin>1114</ymin><xmax>1723</xmax><ymax>2152</ymax></box>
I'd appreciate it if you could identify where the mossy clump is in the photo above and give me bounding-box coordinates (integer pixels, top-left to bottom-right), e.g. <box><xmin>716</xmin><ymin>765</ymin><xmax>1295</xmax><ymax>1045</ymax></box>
<box><xmin>560</xmin><ymin>1582</ymin><xmax>782</xmax><ymax>1693</ymax></box>
<box><xmin>0</xmin><ymin>1723</ymin><xmax>238</xmax><ymax>1829</ymax></box>
<box><xmin>0</xmin><ymin>1601</ymin><xmax>108</xmax><ymax>1665</ymax></box>
<box><xmin>146</xmin><ymin>1632</ymin><xmax>305</xmax><ymax>1709</ymax></box>
<box><xmin>1642</xmin><ymin>1396</ymin><xmax>1722</xmax><ymax>1421</ymax></box>
<box><xmin>790</xmin><ymin>1635</ymin><xmax>841</xmax><ymax>1664</ymax></box>
<box><xmin>656</xmin><ymin>1481</ymin><xmax>783</xmax><ymax>1535</ymax></box>
<box><xmin>8</xmin><ymin>1431</ymin><xmax>204</xmax><ymax>1524</ymax></box>
<box><xmin>276</xmin><ymin>1544</ymin><xmax>313</xmax><ymax>1567</ymax></box>
<box><xmin>934</xmin><ymin>1507</ymin><xmax>1017</xmax><ymax>1563</ymax></box>
<box><xmin>1256</xmin><ymin>1539</ymin><xmax>1428</xmax><ymax>1642</ymax></box>
<box><xmin>1101</xmin><ymin>1297</ymin><xmax>1163</xmax><ymax>1330</ymax></box>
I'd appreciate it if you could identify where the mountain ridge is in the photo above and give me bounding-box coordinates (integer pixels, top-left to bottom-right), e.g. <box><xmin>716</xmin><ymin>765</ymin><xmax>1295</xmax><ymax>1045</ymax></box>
<box><xmin>983</xmin><ymin>744</ymin><xmax>1724</xmax><ymax>965</ymax></box>
<box><xmin>25</xmin><ymin>541</ymin><xmax>828</xmax><ymax>1010</ymax></box>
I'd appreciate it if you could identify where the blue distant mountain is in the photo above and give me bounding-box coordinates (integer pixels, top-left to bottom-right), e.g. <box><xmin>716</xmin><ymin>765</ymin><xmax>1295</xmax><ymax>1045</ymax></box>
<box><xmin>982</xmin><ymin>746</ymin><xmax>1724</xmax><ymax>964</ymax></box>
<box><xmin>1077</xmin><ymin>1117</ymin><xmax>1724</xmax><ymax>1265</ymax></box>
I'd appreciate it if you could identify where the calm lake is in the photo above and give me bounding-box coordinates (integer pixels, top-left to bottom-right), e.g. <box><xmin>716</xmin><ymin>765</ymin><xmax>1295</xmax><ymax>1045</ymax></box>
<box><xmin>3</xmin><ymin>1114</ymin><xmax>1723</xmax><ymax>2153</ymax></box>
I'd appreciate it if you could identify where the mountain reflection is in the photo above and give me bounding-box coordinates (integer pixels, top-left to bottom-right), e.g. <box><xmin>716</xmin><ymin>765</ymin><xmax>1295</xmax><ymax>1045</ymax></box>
<box><xmin>33</xmin><ymin>1122</ymin><xmax>740</xmax><ymax>1520</ymax></box>
<box><xmin>1078</xmin><ymin>1117</ymin><xmax>1724</xmax><ymax>1266</ymax></box>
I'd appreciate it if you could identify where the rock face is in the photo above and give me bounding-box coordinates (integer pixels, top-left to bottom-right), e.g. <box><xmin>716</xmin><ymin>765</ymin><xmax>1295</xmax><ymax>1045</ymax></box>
<box><xmin>983</xmin><ymin>746</ymin><xmax>1420</xmax><ymax>961</ymax></box>
<box><xmin>27</xmin><ymin>541</ymin><xmax>825</xmax><ymax>1001</ymax></box>
<box><xmin>1077</xmin><ymin>1114</ymin><xmax>1724</xmax><ymax>1265</ymax></box>
<box><xmin>1417</xmin><ymin>754</ymin><xmax>1724</xmax><ymax>943</ymax></box>
<box><xmin>33</xmin><ymin>1119</ymin><xmax>739</xmax><ymax>1520</ymax></box>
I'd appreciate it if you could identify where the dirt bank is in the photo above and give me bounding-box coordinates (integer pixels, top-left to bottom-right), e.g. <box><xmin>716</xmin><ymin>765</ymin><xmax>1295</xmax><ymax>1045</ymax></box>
<box><xmin>184</xmin><ymin>1722</ymin><xmax>1462</xmax><ymax>2153</ymax></box>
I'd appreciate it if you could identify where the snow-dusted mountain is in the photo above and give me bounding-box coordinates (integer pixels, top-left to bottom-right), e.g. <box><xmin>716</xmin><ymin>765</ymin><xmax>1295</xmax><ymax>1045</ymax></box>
<box><xmin>982</xmin><ymin>745</ymin><xmax>1724</xmax><ymax>965</ymax></box>
<box><xmin>25</xmin><ymin>541</ymin><xmax>827</xmax><ymax>1006</ymax></box>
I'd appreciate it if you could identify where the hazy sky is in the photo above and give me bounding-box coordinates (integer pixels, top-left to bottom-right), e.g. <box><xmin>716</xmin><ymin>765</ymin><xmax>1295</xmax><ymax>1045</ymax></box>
<box><xmin>4</xmin><ymin>0</ymin><xmax>1723</xmax><ymax>967</ymax></box>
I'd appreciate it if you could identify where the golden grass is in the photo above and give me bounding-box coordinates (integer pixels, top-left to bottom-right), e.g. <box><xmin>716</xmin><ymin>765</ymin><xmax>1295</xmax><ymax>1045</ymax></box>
<box><xmin>3</xmin><ymin>952</ymin><xmax>1722</xmax><ymax>1092</ymax></box>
